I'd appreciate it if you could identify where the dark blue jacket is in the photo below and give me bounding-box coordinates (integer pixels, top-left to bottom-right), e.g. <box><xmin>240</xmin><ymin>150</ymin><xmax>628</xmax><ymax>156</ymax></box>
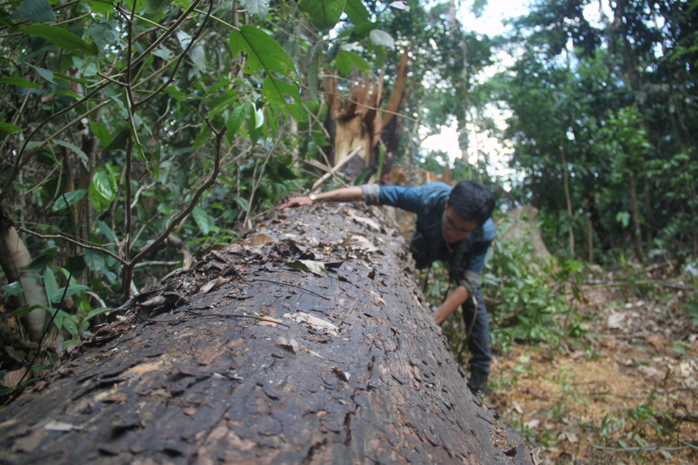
<box><xmin>365</xmin><ymin>182</ymin><xmax>496</xmax><ymax>292</ymax></box>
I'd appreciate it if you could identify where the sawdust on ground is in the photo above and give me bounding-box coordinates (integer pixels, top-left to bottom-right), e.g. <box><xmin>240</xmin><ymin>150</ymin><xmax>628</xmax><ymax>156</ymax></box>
<box><xmin>485</xmin><ymin>283</ymin><xmax>698</xmax><ymax>465</ymax></box>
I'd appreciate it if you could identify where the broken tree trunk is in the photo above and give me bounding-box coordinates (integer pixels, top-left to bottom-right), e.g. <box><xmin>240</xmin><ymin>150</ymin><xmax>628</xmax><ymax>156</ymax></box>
<box><xmin>0</xmin><ymin>202</ymin><xmax>532</xmax><ymax>464</ymax></box>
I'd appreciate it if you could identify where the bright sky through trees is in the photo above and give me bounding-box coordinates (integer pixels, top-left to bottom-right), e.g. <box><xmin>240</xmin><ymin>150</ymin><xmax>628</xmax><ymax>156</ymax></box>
<box><xmin>421</xmin><ymin>1</ymin><xmax>529</xmax><ymax>180</ymax></box>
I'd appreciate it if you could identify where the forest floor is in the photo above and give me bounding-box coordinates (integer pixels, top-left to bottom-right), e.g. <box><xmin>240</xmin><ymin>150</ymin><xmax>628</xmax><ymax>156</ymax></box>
<box><xmin>484</xmin><ymin>273</ymin><xmax>698</xmax><ymax>464</ymax></box>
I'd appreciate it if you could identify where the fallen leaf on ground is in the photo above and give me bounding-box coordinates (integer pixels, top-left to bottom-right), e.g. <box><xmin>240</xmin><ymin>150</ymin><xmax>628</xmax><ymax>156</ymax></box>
<box><xmin>339</xmin><ymin>235</ymin><xmax>379</xmax><ymax>253</ymax></box>
<box><xmin>277</xmin><ymin>337</ymin><xmax>300</xmax><ymax>354</ymax></box>
<box><xmin>102</xmin><ymin>393</ymin><xmax>128</xmax><ymax>403</ymax></box>
<box><xmin>243</xmin><ymin>234</ymin><xmax>277</xmax><ymax>246</ymax></box>
<box><xmin>286</xmin><ymin>259</ymin><xmax>326</xmax><ymax>276</ymax></box>
<box><xmin>606</xmin><ymin>312</ymin><xmax>626</xmax><ymax>329</ymax></box>
<box><xmin>347</xmin><ymin>211</ymin><xmax>381</xmax><ymax>230</ymax></box>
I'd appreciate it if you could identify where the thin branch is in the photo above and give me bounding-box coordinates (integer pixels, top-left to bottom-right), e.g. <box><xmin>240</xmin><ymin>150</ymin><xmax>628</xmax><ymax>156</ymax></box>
<box><xmin>134</xmin><ymin>260</ymin><xmax>182</xmax><ymax>269</ymax></box>
<box><xmin>85</xmin><ymin>290</ymin><xmax>107</xmax><ymax>308</ymax></box>
<box><xmin>128</xmin><ymin>120</ymin><xmax>227</xmax><ymax>267</ymax></box>
<box><xmin>97</xmin><ymin>72</ymin><xmax>127</xmax><ymax>87</ymax></box>
<box><xmin>194</xmin><ymin>8</ymin><xmax>237</xmax><ymax>30</ymax></box>
<box><xmin>243</xmin><ymin>133</ymin><xmax>282</xmax><ymax>229</ymax></box>
<box><xmin>136</xmin><ymin>0</ymin><xmax>215</xmax><ymax>108</ymax></box>
<box><xmin>131</xmin><ymin>182</ymin><xmax>156</xmax><ymax>209</ymax></box>
<box><xmin>18</xmin><ymin>227</ymin><xmax>127</xmax><ymax>265</ymax></box>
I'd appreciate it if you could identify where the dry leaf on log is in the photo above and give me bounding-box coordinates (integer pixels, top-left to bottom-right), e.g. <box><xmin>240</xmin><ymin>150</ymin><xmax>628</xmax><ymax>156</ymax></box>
<box><xmin>284</xmin><ymin>312</ymin><xmax>339</xmax><ymax>336</ymax></box>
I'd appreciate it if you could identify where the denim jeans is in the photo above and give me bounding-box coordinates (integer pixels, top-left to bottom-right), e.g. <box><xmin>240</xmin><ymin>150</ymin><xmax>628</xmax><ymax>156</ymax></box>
<box><xmin>461</xmin><ymin>286</ymin><xmax>491</xmax><ymax>375</ymax></box>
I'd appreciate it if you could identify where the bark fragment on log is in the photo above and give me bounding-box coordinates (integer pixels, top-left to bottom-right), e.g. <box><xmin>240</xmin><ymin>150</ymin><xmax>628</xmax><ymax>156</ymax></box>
<box><xmin>0</xmin><ymin>203</ymin><xmax>532</xmax><ymax>464</ymax></box>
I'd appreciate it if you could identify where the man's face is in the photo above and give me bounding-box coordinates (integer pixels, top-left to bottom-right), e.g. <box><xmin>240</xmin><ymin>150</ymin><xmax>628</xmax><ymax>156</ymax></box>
<box><xmin>441</xmin><ymin>198</ymin><xmax>478</xmax><ymax>243</ymax></box>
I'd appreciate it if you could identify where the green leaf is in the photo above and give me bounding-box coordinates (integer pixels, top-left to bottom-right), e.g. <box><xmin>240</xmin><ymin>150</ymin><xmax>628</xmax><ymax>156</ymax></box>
<box><xmin>297</xmin><ymin>0</ymin><xmax>346</xmax><ymax>32</ymax></box>
<box><xmin>226</xmin><ymin>104</ymin><xmax>249</xmax><ymax>143</ymax></box>
<box><xmin>192</xmin><ymin>205</ymin><xmax>212</xmax><ymax>235</ymax></box>
<box><xmin>87</xmin><ymin>0</ymin><xmax>117</xmax><ymax>13</ymax></box>
<box><xmin>84</xmin><ymin>249</ymin><xmax>106</xmax><ymax>273</ymax></box>
<box><xmin>28</xmin><ymin>64</ymin><xmax>54</xmax><ymax>82</ymax></box>
<box><xmin>1</xmin><ymin>304</ymin><xmax>44</xmax><ymax>318</ymax></box>
<box><xmin>262</xmin><ymin>77</ymin><xmax>302</xmax><ymax>121</ymax></box>
<box><xmin>96</xmin><ymin>219</ymin><xmax>117</xmax><ymax>243</ymax></box>
<box><xmin>89</xmin><ymin>170</ymin><xmax>116</xmax><ymax>214</ymax></box>
<box><xmin>55</xmin><ymin>140</ymin><xmax>89</xmax><ymax>168</ymax></box>
<box><xmin>31</xmin><ymin>363</ymin><xmax>54</xmax><ymax>372</ymax></box>
<box><xmin>0</xmin><ymin>123</ymin><xmax>22</xmax><ymax>138</ymax></box>
<box><xmin>308</xmin><ymin>43</ymin><xmax>322</xmax><ymax>102</ymax></box>
<box><xmin>240</xmin><ymin>0</ymin><xmax>269</xmax><ymax>19</ymax></box>
<box><xmin>253</xmin><ymin>107</ymin><xmax>265</xmax><ymax>129</ymax></box>
<box><xmin>344</xmin><ymin>0</ymin><xmax>370</xmax><ymax>26</ymax></box>
<box><xmin>615</xmin><ymin>211</ymin><xmax>630</xmax><ymax>229</ymax></box>
<box><xmin>86</xmin><ymin>307</ymin><xmax>110</xmax><ymax>320</ymax></box>
<box><xmin>348</xmin><ymin>22</ymin><xmax>377</xmax><ymax>43</ymax></box>
<box><xmin>51</xmin><ymin>285</ymin><xmax>90</xmax><ymax>304</ymax></box>
<box><xmin>164</xmin><ymin>86</ymin><xmax>187</xmax><ymax>99</ymax></box>
<box><xmin>188</xmin><ymin>44</ymin><xmax>207</xmax><ymax>72</ymax></box>
<box><xmin>230</xmin><ymin>25</ymin><xmax>302</xmax><ymax>120</ymax></box>
<box><xmin>9</xmin><ymin>0</ymin><xmax>56</xmax><ymax>22</ymax></box>
<box><xmin>103</xmin><ymin>127</ymin><xmax>129</xmax><ymax>152</ymax></box>
<box><xmin>207</xmin><ymin>91</ymin><xmax>241</xmax><ymax>119</ymax></box>
<box><xmin>0</xmin><ymin>76</ymin><xmax>39</xmax><ymax>89</ymax></box>
<box><xmin>2</xmin><ymin>282</ymin><xmax>24</xmax><ymax>298</ymax></box>
<box><xmin>286</xmin><ymin>259</ymin><xmax>326</xmax><ymax>276</ymax></box>
<box><xmin>89</xmin><ymin>121</ymin><xmax>112</xmax><ymax>147</ymax></box>
<box><xmin>192</xmin><ymin>124</ymin><xmax>212</xmax><ymax>152</ymax></box>
<box><xmin>335</xmin><ymin>51</ymin><xmax>352</xmax><ymax>75</ymax></box>
<box><xmin>335</xmin><ymin>50</ymin><xmax>370</xmax><ymax>75</ymax></box>
<box><xmin>23</xmin><ymin>25</ymin><xmax>99</xmax><ymax>56</ymax></box>
<box><xmin>232</xmin><ymin>197</ymin><xmax>250</xmax><ymax>211</ymax></box>
<box><xmin>44</xmin><ymin>267</ymin><xmax>59</xmax><ymax>309</ymax></box>
<box><xmin>52</xmin><ymin>189</ymin><xmax>87</xmax><ymax>211</ymax></box>
<box><xmin>87</xmin><ymin>21</ymin><xmax>118</xmax><ymax>50</ymax></box>
<box><xmin>26</xmin><ymin>246</ymin><xmax>58</xmax><ymax>271</ymax></box>
<box><xmin>61</xmin><ymin>338</ymin><xmax>80</xmax><ymax>350</ymax></box>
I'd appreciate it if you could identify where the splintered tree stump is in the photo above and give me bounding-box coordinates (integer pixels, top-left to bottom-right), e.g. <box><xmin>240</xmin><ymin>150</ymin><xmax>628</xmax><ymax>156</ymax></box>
<box><xmin>0</xmin><ymin>203</ymin><xmax>532</xmax><ymax>464</ymax></box>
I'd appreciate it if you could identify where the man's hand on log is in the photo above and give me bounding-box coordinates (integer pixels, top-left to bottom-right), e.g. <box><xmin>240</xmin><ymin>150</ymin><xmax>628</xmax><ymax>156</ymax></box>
<box><xmin>277</xmin><ymin>196</ymin><xmax>312</xmax><ymax>210</ymax></box>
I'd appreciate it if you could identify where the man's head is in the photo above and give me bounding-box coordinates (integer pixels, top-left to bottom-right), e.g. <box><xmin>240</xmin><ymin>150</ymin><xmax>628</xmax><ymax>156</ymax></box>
<box><xmin>441</xmin><ymin>180</ymin><xmax>495</xmax><ymax>243</ymax></box>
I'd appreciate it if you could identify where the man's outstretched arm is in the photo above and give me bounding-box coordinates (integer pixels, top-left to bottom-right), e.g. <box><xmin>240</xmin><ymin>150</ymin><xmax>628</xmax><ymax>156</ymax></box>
<box><xmin>434</xmin><ymin>286</ymin><xmax>470</xmax><ymax>325</ymax></box>
<box><xmin>277</xmin><ymin>187</ymin><xmax>364</xmax><ymax>210</ymax></box>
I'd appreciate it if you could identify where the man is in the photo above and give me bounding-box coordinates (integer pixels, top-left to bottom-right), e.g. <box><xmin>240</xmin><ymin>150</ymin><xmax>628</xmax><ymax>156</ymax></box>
<box><xmin>277</xmin><ymin>181</ymin><xmax>496</xmax><ymax>393</ymax></box>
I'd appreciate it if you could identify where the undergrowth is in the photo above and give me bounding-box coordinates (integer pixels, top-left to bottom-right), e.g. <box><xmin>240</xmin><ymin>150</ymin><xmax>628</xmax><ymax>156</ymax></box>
<box><xmin>422</xmin><ymin>216</ymin><xmax>587</xmax><ymax>363</ymax></box>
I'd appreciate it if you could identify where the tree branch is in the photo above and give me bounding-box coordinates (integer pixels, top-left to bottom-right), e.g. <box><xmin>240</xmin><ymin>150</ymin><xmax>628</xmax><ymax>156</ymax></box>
<box><xmin>18</xmin><ymin>227</ymin><xmax>127</xmax><ymax>265</ymax></box>
<box><xmin>127</xmin><ymin>120</ymin><xmax>227</xmax><ymax>273</ymax></box>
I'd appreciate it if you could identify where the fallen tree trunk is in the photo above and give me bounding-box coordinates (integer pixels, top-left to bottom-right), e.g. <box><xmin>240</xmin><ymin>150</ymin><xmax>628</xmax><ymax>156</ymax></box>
<box><xmin>0</xmin><ymin>202</ymin><xmax>532</xmax><ymax>464</ymax></box>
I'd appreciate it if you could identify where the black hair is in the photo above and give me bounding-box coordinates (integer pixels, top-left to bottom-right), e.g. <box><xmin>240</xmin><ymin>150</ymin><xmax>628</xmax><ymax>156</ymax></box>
<box><xmin>448</xmin><ymin>180</ymin><xmax>495</xmax><ymax>226</ymax></box>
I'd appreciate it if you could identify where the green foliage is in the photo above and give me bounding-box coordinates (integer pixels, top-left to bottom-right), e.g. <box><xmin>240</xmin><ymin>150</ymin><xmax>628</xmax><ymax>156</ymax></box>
<box><xmin>496</xmin><ymin>0</ymin><xmax>698</xmax><ymax>260</ymax></box>
<box><xmin>0</xmin><ymin>0</ymin><xmax>406</xmax><ymax>350</ymax></box>
<box><xmin>482</xmin><ymin>218</ymin><xmax>582</xmax><ymax>349</ymax></box>
<box><xmin>9</xmin><ymin>0</ymin><xmax>56</xmax><ymax>22</ymax></box>
<box><xmin>298</xmin><ymin>0</ymin><xmax>346</xmax><ymax>32</ymax></box>
<box><xmin>229</xmin><ymin>25</ymin><xmax>302</xmax><ymax>120</ymax></box>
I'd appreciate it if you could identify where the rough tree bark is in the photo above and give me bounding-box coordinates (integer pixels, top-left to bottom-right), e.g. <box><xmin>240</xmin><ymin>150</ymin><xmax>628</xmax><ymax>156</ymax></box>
<box><xmin>0</xmin><ymin>202</ymin><xmax>532</xmax><ymax>464</ymax></box>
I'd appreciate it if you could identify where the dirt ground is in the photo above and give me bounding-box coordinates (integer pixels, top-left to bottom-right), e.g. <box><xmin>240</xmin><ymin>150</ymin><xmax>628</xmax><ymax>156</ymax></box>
<box><xmin>485</xmin><ymin>281</ymin><xmax>698</xmax><ymax>464</ymax></box>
